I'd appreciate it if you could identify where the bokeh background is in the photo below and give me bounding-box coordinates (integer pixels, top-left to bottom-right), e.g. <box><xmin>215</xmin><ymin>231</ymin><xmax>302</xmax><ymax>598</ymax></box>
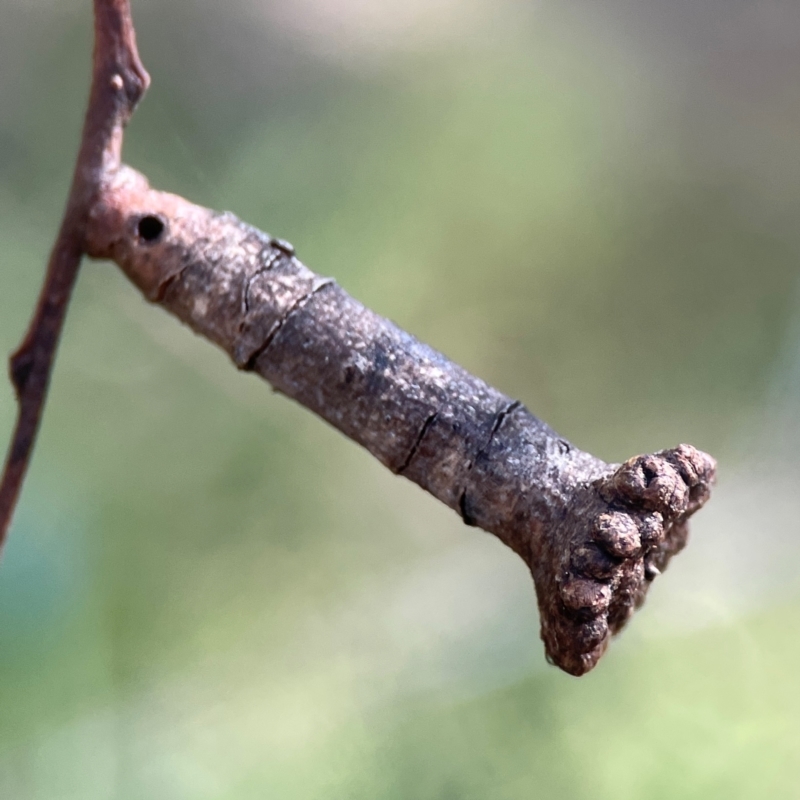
<box><xmin>2</xmin><ymin>0</ymin><xmax>800</xmax><ymax>796</ymax></box>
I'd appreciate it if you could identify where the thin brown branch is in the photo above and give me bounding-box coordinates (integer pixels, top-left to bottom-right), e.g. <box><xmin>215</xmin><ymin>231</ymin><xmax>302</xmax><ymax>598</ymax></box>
<box><xmin>0</xmin><ymin>0</ymin><xmax>716</xmax><ymax>675</ymax></box>
<box><xmin>0</xmin><ymin>0</ymin><xmax>148</xmax><ymax>549</ymax></box>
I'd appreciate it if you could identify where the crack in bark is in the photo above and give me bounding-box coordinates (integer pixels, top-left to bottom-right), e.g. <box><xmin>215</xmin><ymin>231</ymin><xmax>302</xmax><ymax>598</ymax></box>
<box><xmin>396</xmin><ymin>412</ymin><xmax>439</xmax><ymax>475</ymax></box>
<box><xmin>155</xmin><ymin>267</ymin><xmax>188</xmax><ymax>303</ymax></box>
<box><xmin>487</xmin><ymin>400</ymin><xmax>522</xmax><ymax>445</ymax></box>
<box><xmin>270</xmin><ymin>237</ymin><xmax>295</xmax><ymax>257</ymax></box>
<box><xmin>457</xmin><ymin>400</ymin><xmax>521</xmax><ymax>526</ymax></box>
<box><xmin>243</xmin><ymin>248</ymin><xmax>284</xmax><ymax>315</ymax></box>
<box><xmin>242</xmin><ymin>278</ymin><xmax>335</xmax><ymax>371</ymax></box>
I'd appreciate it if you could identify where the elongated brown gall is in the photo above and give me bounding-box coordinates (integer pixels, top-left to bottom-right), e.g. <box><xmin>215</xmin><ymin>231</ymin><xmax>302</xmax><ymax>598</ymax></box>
<box><xmin>1</xmin><ymin>0</ymin><xmax>715</xmax><ymax>675</ymax></box>
<box><xmin>85</xmin><ymin>167</ymin><xmax>716</xmax><ymax>675</ymax></box>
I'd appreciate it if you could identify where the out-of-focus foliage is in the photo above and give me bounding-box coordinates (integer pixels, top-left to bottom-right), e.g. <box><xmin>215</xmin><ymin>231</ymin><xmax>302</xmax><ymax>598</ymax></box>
<box><xmin>1</xmin><ymin>0</ymin><xmax>800</xmax><ymax>797</ymax></box>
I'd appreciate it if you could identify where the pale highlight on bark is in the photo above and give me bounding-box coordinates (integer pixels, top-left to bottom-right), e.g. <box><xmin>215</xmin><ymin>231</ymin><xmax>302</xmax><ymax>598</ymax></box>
<box><xmin>1</xmin><ymin>0</ymin><xmax>716</xmax><ymax>676</ymax></box>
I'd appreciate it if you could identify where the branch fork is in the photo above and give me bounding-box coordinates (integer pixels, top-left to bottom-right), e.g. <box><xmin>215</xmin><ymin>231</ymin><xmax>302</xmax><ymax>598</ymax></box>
<box><xmin>0</xmin><ymin>0</ymin><xmax>716</xmax><ymax>676</ymax></box>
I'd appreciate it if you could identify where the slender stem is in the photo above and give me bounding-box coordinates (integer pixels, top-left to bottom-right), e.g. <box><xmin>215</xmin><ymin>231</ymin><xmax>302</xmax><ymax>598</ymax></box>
<box><xmin>0</xmin><ymin>0</ymin><xmax>148</xmax><ymax>550</ymax></box>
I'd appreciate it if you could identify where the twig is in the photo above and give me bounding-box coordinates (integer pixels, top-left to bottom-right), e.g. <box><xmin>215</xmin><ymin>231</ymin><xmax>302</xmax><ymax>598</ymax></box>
<box><xmin>0</xmin><ymin>0</ymin><xmax>148</xmax><ymax>549</ymax></box>
<box><xmin>1</xmin><ymin>0</ymin><xmax>716</xmax><ymax>675</ymax></box>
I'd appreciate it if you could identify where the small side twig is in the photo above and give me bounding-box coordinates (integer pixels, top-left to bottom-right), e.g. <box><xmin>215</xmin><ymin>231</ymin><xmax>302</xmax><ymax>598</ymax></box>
<box><xmin>0</xmin><ymin>0</ymin><xmax>148</xmax><ymax>548</ymax></box>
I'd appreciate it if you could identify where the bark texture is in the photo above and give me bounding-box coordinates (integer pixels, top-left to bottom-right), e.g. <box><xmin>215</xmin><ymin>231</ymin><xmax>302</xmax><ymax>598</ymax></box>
<box><xmin>84</xmin><ymin>166</ymin><xmax>717</xmax><ymax>676</ymax></box>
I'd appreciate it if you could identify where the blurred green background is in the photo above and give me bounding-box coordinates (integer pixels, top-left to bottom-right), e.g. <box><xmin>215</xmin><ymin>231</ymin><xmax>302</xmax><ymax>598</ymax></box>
<box><xmin>2</xmin><ymin>0</ymin><xmax>800</xmax><ymax>797</ymax></box>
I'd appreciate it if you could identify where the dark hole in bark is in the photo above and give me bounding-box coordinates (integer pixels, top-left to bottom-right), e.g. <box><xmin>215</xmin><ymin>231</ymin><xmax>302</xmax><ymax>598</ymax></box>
<box><xmin>137</xmin><ymin>215</ymin><xmax>165</xmax><ymax>242</ymax></box>
<box><xmin>642</xmin><ymin>464</ymin><xmax>656</xmax><ymax>485</ymax></box>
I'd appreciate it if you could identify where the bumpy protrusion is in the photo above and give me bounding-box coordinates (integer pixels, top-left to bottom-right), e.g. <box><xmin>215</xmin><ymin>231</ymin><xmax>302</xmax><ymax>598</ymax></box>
<box><xmin>592</xmin><ymin>512</ymin><xmax>641</xmax><ymax>558</ymax></box>
<box><xmin>535</xmin><ymin>444</ymin><xmax>716</xmax><ymax>676</ymax></box>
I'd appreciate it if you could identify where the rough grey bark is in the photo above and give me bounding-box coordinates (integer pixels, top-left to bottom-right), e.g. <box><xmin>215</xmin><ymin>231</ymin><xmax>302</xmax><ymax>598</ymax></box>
<box><xmin>83</xmin><ymin>166</ymin><xmax>717</xmax><ymax>676</ymax></box>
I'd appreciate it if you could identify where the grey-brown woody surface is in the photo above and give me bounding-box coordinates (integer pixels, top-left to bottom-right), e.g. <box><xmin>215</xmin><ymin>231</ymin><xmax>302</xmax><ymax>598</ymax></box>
<box><xmin>84</xmin><ymin>166</ymin><xmax>716</xmax><ymax>676</ymax></box>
